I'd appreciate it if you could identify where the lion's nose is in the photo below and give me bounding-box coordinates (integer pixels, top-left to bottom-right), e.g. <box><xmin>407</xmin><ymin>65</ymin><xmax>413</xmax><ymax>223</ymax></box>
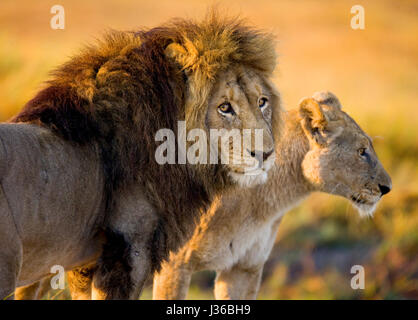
<box><xmin>379</xmin><ymin>184</ymin><xmax>391</xmax><ymax>196</ymax></box>
<box><xmin>249</xmin><ymin>149</ymin><xmax>274</xmax><ymax>162</ymax></box>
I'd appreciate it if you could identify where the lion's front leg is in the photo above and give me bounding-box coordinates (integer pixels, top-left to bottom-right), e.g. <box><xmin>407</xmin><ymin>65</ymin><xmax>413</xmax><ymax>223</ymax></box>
<box><xmin>214</xmin><ymin>219</ymin><xmax>282</xmax><ymax>300</ymax></box>
<box><xmin>214</xmin><ymin>265</ymin><xmax>263</xmax><ymax>300</ymax></box>
<box><xmin>67</xmin><ymin>265</ymin><xmax>96</xmax><ymax>300</ymax></box>
<box><xmin>152</xmin><ymin>251</ymin><xmax>193</xmax><ymax>300</ymax></box>
<box><xmin>91</xmin><ymin>228</ymin><xmax>154</xmax><ymax>300</ymax></box>
<box><xmin>91</xmin><ymin>186</ymin><xmax>160</xmax><ymax>300</ymax></box>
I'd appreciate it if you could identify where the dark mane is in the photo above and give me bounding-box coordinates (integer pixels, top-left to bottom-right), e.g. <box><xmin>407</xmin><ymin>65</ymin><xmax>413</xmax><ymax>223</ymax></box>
<box><xmin>12</xmin><ymin>15</ymin><xmax>277</xmax><ymax>271</ymax></box>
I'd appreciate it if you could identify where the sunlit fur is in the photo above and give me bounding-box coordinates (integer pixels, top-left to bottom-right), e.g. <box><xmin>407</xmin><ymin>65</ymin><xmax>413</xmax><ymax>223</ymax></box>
<box><xmin>5</xmin><ymin>12</ymin><xmax>281</xmax><ymax>299</ymax></box>
<box><xmin>17</xmin><ymin>92</ymin><xmax>391</xmax><ymax>300</ymax></box>
<box><xmin>150</xmin><ymin>91</ymin><xmax>392</xmax><ymax>300</ymax></box>
<box><xmin>301</xmin><ymin>91</ymin><xmax>392</xmax><ymax>217</ymax></box>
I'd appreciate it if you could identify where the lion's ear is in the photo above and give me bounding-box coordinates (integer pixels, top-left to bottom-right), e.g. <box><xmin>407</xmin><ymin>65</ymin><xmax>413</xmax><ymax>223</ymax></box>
<box><xmin>165</xmin><ymin>43</ymin><xmax>187</xmax><ymax>61</ymax></box>
<box><xmin>165</xmin><ymin>43</ymin><xmax>195</xmax><ymax>79</ymax></box>
<box><xmin>299</xmin><ymin>97</ymin><xmax>329</xmax><ymax>145</ymax></box>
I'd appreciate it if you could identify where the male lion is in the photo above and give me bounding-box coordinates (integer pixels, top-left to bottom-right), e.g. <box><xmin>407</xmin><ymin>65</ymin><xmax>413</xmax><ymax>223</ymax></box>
<box><xmin>0</xmin><ymin>13</ymin><xmax>281</xmax><ymax>299</ymax></box>
<box><xmin>150</xmin><ymin>91</ymin><xmax>392</xmax><ymax>300</ymax></box>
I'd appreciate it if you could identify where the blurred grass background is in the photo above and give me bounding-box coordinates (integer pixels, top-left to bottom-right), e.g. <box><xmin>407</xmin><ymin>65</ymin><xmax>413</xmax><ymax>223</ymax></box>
<box><xmin>1</xmin><ymin>0</ymin><xmax>417</xmax><ymax>299</ymax></box>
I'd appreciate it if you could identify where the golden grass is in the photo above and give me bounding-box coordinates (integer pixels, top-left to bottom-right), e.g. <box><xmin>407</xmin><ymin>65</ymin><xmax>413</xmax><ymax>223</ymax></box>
<box><xmin>1</xmin><ymin>0</ymin><xmax>417</xmax><ymax>299</ymax></box>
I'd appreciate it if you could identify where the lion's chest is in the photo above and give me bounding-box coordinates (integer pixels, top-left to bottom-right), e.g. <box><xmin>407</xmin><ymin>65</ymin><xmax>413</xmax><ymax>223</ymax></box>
<box><xmin>198</xmin><ymin>211</ymin><xmax>285</xmax><ymax>271</ymax></box>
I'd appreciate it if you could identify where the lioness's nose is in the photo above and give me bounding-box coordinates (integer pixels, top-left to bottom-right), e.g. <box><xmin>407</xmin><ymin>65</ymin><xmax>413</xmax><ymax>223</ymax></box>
<box><xmin>379</xmin><ymin>184</ymin><xmax>391</xmax><ymax>196</ymax></box>
<box><xmin>249</xmin><ymin>149</ymin><xmax>274</xmax><ymax>162</ymax></box>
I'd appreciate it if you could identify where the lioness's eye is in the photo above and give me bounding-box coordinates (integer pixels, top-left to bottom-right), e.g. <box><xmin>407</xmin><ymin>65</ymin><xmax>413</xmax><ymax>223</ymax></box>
<box><xmin>258</xmin><ymin>97</ymin><xmax>268</xmax><ymax>109</ymax></box>
<box><xmin>358</xmin><ymin>148</ymin><xmax>367</xmax><ymax>157</ymax></box>
<box><xmin>218</xmin><ymin>102</ymin><xmax>234</xmax><ymax>115</ymax></box>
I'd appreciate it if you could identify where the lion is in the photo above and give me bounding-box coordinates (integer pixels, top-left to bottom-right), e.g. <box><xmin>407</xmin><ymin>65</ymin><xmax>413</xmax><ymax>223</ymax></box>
<box><xmin>16</xmin><ymin>91</ymin><xmax>392</xmax><ymax>300</ymax></box>
<box><xmin>149</xmin><ymin>91</ymin><xmax>392</xmax><ymax>300</ymax></box>
<box><xmin>0</xmin><ymin>13</ymin><xmax>281</xmax><ymax>299</ymax></box>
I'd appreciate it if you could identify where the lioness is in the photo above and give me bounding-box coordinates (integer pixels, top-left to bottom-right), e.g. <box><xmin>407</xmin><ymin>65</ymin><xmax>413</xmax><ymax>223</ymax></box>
<box><xmin>151</xmin><ymin>91</ymin><xmax>392</xmax><ymax>299</ymax></box>
<box><xmin>0</xmin><ymin>14</ymin><xmax>281</xmax><ymax>299</ymax></box>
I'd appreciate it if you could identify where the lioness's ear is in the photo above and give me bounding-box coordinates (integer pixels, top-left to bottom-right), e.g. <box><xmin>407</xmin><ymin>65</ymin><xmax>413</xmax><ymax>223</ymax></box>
<box><xmin>312</xmin><ymin>91</ymin><xmax>342</xmax><ymax>110</ymax></box>
<box><xmin>299</xmin><ymin>97</ymin><xmax>328</xmax><ymax>145</ymax></box>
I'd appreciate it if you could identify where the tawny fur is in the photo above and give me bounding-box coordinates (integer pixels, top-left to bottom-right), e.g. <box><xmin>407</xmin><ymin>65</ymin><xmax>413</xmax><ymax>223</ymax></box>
<box><xmin>0</xmin><ymin>124</ymin><xmax>105</xmax><ymax>299</ymax></box>
<box><xmin>2</xmin><ymin>13</ymin><xmax>281</xmax><ymax>299</ymax></box>
<box><xmin>19</xmin><ymin>92</ymin><xmax>392</xmax><ymax>300</ymax></box>
<box><xmin>151</xmin><ymin>91</ymin><xmax>392</xmax><ymax>300</ymax></box>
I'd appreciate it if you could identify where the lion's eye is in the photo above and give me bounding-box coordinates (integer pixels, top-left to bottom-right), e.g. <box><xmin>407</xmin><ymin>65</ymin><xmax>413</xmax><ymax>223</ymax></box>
<box><xmin>258</xmin><ymin>97</ymin><xmax>268</xmax><ymax>109</ymax></box>
<box><xmin>358</xmin><ymin>148</ymin><xmax>367</xmax><ymax>157</ymax></box>
<box><xmin>218</xmin><ymin>102</ymin><xmax>234</xmax><ymax>115</ymax></box>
